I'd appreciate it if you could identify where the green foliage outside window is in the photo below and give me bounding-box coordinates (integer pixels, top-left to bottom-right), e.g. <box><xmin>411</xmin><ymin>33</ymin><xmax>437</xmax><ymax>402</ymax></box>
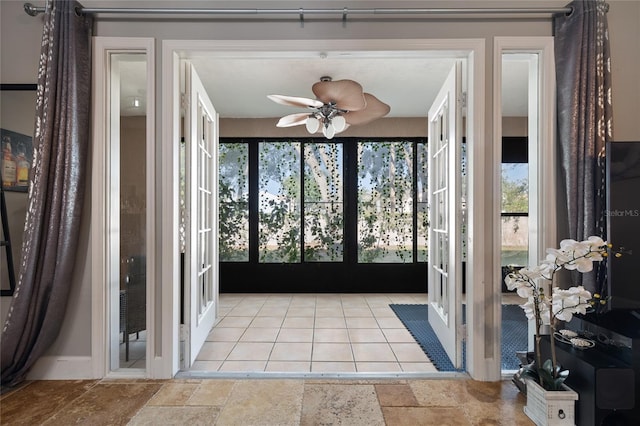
<box><xmin>358</xmin><ymin>141</ymin><xmax>415</xmax><ymax>263</ymax></box>
<box><xmin>218</xmin><ymin>138</ymin><xmax>430</xmax><ymax>264</ymax></box>
<box><xmin>219</xmin><ymin>143</ymin><xmax>249</xmax><ymax>261</ymax></box>
<box><xmin>258</xmin><ymin>142</ymin><xmax>302</xmax><ymax>262</ymax></box>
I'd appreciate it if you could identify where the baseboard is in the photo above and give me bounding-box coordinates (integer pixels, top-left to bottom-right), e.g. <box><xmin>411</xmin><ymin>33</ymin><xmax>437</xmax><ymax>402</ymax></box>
<box><xmin>26</xmin><ymin>356</ymin><xmax>95</xmax><ymax>380</ymax></box>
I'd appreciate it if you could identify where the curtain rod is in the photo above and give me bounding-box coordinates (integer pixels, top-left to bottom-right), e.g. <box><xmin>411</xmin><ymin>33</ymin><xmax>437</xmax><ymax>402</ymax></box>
<box><xmin>24</xmin><ymin>3</ymin><xmax>579</xmax><ymax>19</ymax></box>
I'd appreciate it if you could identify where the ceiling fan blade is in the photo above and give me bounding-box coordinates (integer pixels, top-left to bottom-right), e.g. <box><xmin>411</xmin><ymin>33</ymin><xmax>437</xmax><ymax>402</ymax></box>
<box><xmin>343</xmin><ymin>93</ymin><xmax>391</xmax><ymax>126</ymax></box>
<box><xmin>276</xmin><ymin>113</ymin><xmax>311</xmax><ymax>127</ymax></box>
<box><xmin>312</xmin><ymin>79</ymin><xmax>366</xmax><ymax>111</ymax></box>
<box><xmin>267</xmin><ymin>94</ymin><xmax>323</xmax><ymax>109</ymax></box>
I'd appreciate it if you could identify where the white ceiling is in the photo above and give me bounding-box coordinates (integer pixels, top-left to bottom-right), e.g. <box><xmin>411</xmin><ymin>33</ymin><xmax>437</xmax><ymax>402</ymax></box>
<box><xmin>120</xmin><ymin>52</ymin><xmax>529</xmax><ymax>118</ymax></box>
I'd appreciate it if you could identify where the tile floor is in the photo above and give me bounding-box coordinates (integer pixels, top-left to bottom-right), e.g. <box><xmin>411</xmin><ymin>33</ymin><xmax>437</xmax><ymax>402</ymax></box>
<box><xmin>0</xmin><ymin>377</ymin><xmax>533</xmax><ymax>425</ymax></box>
<box><xmin>122</xmin><ymin>293</ymin><xmax>523</xmax><ymax>375</ymax></box>
<box><xmin>190</xmin><ymin>293</ymin><xmax>438</xmax><ymax>374</ymax></box>
<box><xmin>1</xmin><ymin>293</ymin><xmax>536</xmax><ymax>424</ymax></box>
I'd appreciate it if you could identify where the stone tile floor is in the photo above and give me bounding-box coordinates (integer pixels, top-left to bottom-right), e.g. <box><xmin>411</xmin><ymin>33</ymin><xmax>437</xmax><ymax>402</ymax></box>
<box><xmin>0</xmin><ymin>377</ymin><xmax>533</xmax><ymax>425</ymax></box>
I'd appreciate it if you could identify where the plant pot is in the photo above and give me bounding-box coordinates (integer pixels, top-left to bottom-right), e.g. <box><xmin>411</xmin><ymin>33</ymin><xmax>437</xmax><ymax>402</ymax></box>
<box><xmin>523</xmin><ymin>379</ymin><xmax>579</xmax><ymax>426</ymax></box>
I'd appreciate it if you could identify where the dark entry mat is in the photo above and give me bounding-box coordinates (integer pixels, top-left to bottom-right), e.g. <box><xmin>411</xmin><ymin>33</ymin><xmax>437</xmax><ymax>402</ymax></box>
<box><xmin>390</xmin><ymin>304</ymin><xmax>527</xmax><ymax>371</ymax></box>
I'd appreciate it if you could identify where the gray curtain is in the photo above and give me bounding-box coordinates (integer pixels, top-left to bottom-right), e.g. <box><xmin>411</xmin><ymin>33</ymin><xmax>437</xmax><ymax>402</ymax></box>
<box><xmin>554</xmin><ymin>0</ymin><xmax>613</xmax><ymax>292</ymax></box>
<box><xmin>1</xmin><ymin>0</ymin><xmax>92</xmax><ymax>388</ymax></box>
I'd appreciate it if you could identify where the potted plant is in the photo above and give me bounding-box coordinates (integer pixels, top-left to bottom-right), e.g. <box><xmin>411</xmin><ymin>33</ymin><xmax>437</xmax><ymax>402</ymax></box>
<box><xmin>504</xmin><ymin>236</ymin><xmax>617</xmax><ymax>425</ymax></box>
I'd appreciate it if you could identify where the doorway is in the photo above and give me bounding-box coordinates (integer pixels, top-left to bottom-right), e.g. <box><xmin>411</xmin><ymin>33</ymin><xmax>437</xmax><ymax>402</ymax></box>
<box><xmin>92</xmin><ymin>37</ymin><xmax>558</xmax><ymax>381</ymax></box>
<box><xmin>166</xmin><ymin>39</ymin><xmax>483</xmax><ymax>376</ymax></box>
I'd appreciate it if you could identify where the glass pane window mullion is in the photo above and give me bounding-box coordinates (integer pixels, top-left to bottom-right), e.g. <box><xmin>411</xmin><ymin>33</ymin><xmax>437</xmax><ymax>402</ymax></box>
<box><xmin>303</xmin><ymin>142</ymin><xmax>344</xmax><ymax>262</ymax></box>
<box><xmin>258</xmin><ymin>141</ymin><xmax>301</xmax><ymax>263</ymax></box>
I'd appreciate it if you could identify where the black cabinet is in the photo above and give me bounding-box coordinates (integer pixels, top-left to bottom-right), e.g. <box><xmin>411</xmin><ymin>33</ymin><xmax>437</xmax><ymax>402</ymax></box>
<box><xmin>540</xmin><ymin>311</ymin><xmax>640</xmax><ymax>426</ymax></box>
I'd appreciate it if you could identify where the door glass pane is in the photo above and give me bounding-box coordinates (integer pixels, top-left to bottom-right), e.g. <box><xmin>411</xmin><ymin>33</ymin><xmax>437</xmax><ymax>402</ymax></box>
<box><xmin>303</xmin><ymin>142</ymin><xmax>343</xmax><ymax>262</ymax></box>
<box><xmin>116</xmin><ymin>53</ymin><xmax>147</xmax><ymax>369</ymax></box>
<box><xmin>219</xmin><ymin>142</ymin><xmax>249</xmax><ymax>261</ymax></box>
<box><xmin>358</xmin><ymin>140</ymin><xmax>414</xmax><ymax>263</ymax></box>
<box><xmin>258</xmin><ymin>141</ymin><xmax>301</xmax><ymax>262</ymax></box>
<box><xmin>417</xmin><ymin>142</ymin><xmax>429</xmax><ymax>262</ymax></box>
<box><xmin>501</xmin><ymin>163</ymin><xmax>529</xmax><ymax>266</ymax></box>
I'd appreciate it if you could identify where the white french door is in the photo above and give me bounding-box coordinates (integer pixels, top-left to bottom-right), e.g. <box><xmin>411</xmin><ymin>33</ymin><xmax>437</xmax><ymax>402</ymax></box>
<box><xmin>183</xmin><ymin>62</ymin><xmax>219</xmax><ymax>367</ymax></box>
<box><xmin>427</xmin><ymin>61</ymin><xmax>464</xmax><ymax>369</ymax></box>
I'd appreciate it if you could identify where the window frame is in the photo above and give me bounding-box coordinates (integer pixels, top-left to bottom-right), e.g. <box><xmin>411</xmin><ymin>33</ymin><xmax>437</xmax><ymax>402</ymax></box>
<box><xmin>218</xmin><ymin>136</ymin><xmax>429</xmax><ymax>293</ymax></box>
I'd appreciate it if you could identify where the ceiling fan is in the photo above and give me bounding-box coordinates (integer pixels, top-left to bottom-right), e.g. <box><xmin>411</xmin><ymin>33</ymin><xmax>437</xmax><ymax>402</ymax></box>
<box><xmin>267</xmin><ymin>76</ymin><xmax>391</xmax><ymax>139</ymax></box>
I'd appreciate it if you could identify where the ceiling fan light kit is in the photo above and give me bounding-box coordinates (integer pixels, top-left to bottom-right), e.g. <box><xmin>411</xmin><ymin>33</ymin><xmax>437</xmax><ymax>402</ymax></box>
<box><xmin>268</xmin><ymin>77</ymin><xmax>390</xmax><ymax>139</ymax></box>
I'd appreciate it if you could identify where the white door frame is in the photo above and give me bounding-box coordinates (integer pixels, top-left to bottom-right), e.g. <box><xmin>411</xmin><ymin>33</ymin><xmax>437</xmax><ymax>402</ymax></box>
<box><xmin>183</xmin><ymin>61</ymin><xmax>219</xmax><ymax>368</ymax></box>
<box><xmin>493</xmin><ymin>37</ymin><xmax>557</xmax><ymax>354</ymax></box>
<box><xmin>89</xmin><ymin>37</ymin><xmax>557</xmax><ymax>382</ymax></box>
<box><xmin>427</xmin><ymin>61</ymin><xmax>463</xmax><ymax>369</ymax></box>
<box><xmin>91</xmin><ymin>37</ymin><xmax>156</xmax><ymax>378</ymax></box>
<box><xmin>160</xmin><ymin>38</ymin><xmax>492</xmax><ymax>380</ymax></box>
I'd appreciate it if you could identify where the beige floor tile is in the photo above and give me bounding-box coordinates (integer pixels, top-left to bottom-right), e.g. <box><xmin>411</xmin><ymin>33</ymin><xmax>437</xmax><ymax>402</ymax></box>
<box><xmin>191</xmin><ymin>293</ymin><xmax>473</xmax><ymax>376</ymax></box>
<box><xmin>276</xmin><ymin>327</ymin><xmax>314</xmax><ymax>342</ymax></box>
<box><xmin>263</xmin><ymin>295</ymin><xmax>292</xmax><ymax>303</ymax></box>
<box><xmin>1</xmin><ymin>378</ymin><xmax>529</xmax><ymax>426</ymax></box>
<box><xmin>228</xmin><ymin>306</ymin><xmax>262</xmax><ymax>316</ymax></box>
<box><xmin>195</xmin><ymin>341</ymin><xmax>235</xmax><ymax>360</ymax></box>
<box><xmin>315</xmin><ymin>307</ymin><xmax>344</xmax><ymax>317</ymax></box>
<box><xmin>312</xmin><ymin>343</ymin><xmax>354</xmax><ymax>362</ymax></box>
<box><xmin>400</xmin><ymin>362</ymin><xmax>438</xmax><ymax>372</ymax></box>
<box><xmin>375</xmin><ymin>383</ymin><xmax>420</xmax><ymax>406</ymax></box>
<box><xmin>382</xmin><ymin>328</ymin><xmax>416</xmax><ymax>342</ymax></box>
<box><xmin>249</xmin><ymin>316</ymin><xmax>285</xmax><ymax>327</ymax></box>
<box><xmin>286</xmin><ymin>306</ymin><xmax>315</xmax><ymax>317</ymax></box>
<box><xmin>315</xmin><ymin>295</ymin><xmax>343</xmax><ymax>305</ymax></box>
<box><xmin>257</xmin><ymin>307</ymin><xmax>288</xmax><ymax>317</ymax></box>
<box><xmin>390</xmin><ymin>343</ymin><xmax>431</xmax><ymax>362</ymax></box>
<box><xmin>409</xmin><ymin>379</ymin><xmax>469</xmax><ymax>406</ymax></box>
<box><xmin>282</xmin><ymin>316</ymin><xmax>315</xmax><ymax>328</ymax></box>
<box><xmin>189</xmin><ymin>360</ymin><xmax>223</xmax><ymax>371</ymax></box>
<box><xmin>239</xmin><ymin>327</ymin><xmax>280</xmax><ymax>342</ymax></box>
<box><xmin>314</xmin><ymin>316</ymin><xmax>347</xmax><ymax>328</ymax></box>
<box><xmin>187</xmin><ymin>380</ymin><xmax>236</xmax><ymax>406</ymax></box>
<box><xmin>381</xmin><ymin>406</ymin><xmax>473</xmax><ymax>426</ymax></box>
<box><xmin>226</xmin><ymin>342</ymin><xmax>274</xmax><ymax>360</ymax></box>
<box><xmin>128</xmin><ymin>406</ymin><xmax>221</xmax><ymax>425</ymax></box>
<box><xmin>311</xmin><ymin>361</ymin><xmax>357</xmax><ymax>372</ymax></box>
<box><xmin>147</xmin><ymin>383</ymin><xmax>200</xmax><ymax>406</ymax></box>
<box><xmin>344</xmin><ymin>307</ymin><xmax>374</xmax><ymax>317</ymax></box>
<box><xmin>349</xmin><ymin>328</ymin><xmax>387</xmax><ymax>343</ymax></box>
<box><xmin>300</xmin><ymin>383</ymin><xmax>385</xmax><ymax>426</ymax></box>
<box><xmin>356</xmin><ymin>362</ymin><xmax>403</xmax><ymax>372</ymax></box>
<box><xmin>313</xmin><ymin>328</ymin><xmax>350</xmax><ymax>342</ymax></box>
<box><xmin>206</xmin><ymin>327</ymin><xmax>246</xmax><ymax>342</ymax></box>
<box><xmin>270</xmin><ymin>342</ymin><xmax>313</xmax><ymax>361</ymax></box>
<box><xmin>345</xmin><ymin>317</ymin><xmax>380</xmax><ymax>328</ymax></box>
<box><xmin>365</xmin><ymin>296</ymin><xmax>394</xmax><ymax>307</ymax></box>
<box><xmin>351</xmin><ymin>343</ymin><xmax>397</xmax><ymax>362</ymax></box>
<box><xmin>370</xmin><ymin>306</ymin><xmax>397</xmax><ymax>317</ymax></box>
<box><xmin>375</xmin><ymin>316</ymin><xmax>406</xmax><ymax>328</ymax></box>
<box><xmin>289</xmin><ymin>297</ymin><xmax>317</xmax><ymax>308</ymax></box>
<box><xmin>216</xmin><ymin>380</ymin><xmax>304</xmax><ymax>426</ymax></box>
<box><xmin>265</xmin><ymin>361</ymin><xmax>311</xmax><ymax>372</ymax></box>
<box><xmin>218</xmin><ymin>360</ymin><xmax>268</xmax><ymax>372</ymax></box>
<box><xmin>216</xmin><ymin>316</ymin><xmax>253</xmax><ymax>327</ymax></box>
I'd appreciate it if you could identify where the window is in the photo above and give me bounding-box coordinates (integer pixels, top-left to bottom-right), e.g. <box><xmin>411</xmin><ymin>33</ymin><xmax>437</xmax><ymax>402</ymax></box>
<box><xmin>501</xmin><ymin>137</ymin><xmax>529</xmax><ymax>267</ymax></box>
<box><xmin>219</xmin><ymin>142</ymin><xmax>249</xmax><ymax>261</ymax></box>
<box><xmin>218</xmin><ymin>137</ymin><xmax>429</xmax><ymax>292</ymax></box>
<box><xmin>220</xmin><ymin>138</ymin><xmax>428</xmax><ymax>263</ymax></box>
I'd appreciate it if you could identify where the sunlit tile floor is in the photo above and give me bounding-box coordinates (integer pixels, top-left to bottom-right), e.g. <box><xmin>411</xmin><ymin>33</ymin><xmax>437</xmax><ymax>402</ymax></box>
<box><xmin>190</xmin><ymin>293</ymin><xmax>438</xmax><ymax>374</ymax></box>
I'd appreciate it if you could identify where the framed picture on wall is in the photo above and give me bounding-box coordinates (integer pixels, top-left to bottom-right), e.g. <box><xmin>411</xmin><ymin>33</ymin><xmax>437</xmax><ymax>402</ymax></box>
<box><xmin>1</xmin><ymin>84</ymin><xmax>36</xmax><ymax>296</ymax></box>
<box><xmin>1</xmin><ymin>128</ymin><xmax>33</xmax><ymax>193</ymax></box>
<box><xmin>1</xmin><ymin>84</ymin><xmax>36</xmax><ymax>193</ymax></box>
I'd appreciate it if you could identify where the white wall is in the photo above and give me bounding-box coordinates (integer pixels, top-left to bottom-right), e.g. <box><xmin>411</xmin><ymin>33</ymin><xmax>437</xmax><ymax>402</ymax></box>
<box><xmin>1</xmin><ymin>0</ymin><xmax>638</xmax><ymax>377</ymax></box>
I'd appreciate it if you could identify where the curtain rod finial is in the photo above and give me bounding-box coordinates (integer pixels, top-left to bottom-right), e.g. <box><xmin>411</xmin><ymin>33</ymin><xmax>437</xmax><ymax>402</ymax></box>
<box><xmin>24</xmin><ymin>3</ymin><xmax>40</xmax><ymax>16</ymax></box>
